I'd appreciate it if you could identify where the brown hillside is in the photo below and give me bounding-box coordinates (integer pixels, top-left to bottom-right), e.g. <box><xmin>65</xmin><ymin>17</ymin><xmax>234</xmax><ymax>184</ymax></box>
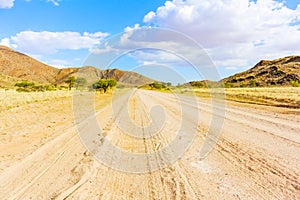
<box><xmin>59</xmin><ymin>67</ymin><xmax>153</xmax><ymax>86</ymax></box>
<box><xmin>222</xmin><ymin>56</ymin><xmax>300</xmax><ymax>87</ymax></box>
<box><xmin>0</xmin><ymin>46</ymin><xmax>153</xmax><ymax>87</ymax></box>
<box><xmin>0</xmin><ymin>45</ymin><xmax>59</xmax><ymax>84</ymax></box>
<box><xmin>0</xmin><ymin>73</ymin><xmax>23</xmax><ymax>89</ymax></box>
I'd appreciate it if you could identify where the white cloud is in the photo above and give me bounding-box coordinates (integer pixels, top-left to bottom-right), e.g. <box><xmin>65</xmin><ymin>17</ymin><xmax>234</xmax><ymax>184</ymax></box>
<box><xmin>0</xmin><ymin>0</ymin><xmax>14</xmax><ymax>8</ymax></box>
<box><xmin>1</xmin><ymin>31</ymin><xmax>109</xmax><ymax>54</ymax></box>
<box><xmin>0</xmin><ymin>0</ymin><xmax>61</xmax><ymax>9</ymax></box>
<box><xmin>124</xmin><ymin>24</ymin><xmax>141</xmax><ymax>32</ymax></box>
<box><xmin>0</xmin><ymin>38</ymin><xmax>12</xmax><ymax>47</ymax></box>
<box><xmin>143</xmin><ymin>0</ymin><xmax>300</xmax><ymax>70</ymax></box>
<box><xmin>46</xmin><ymin>59</ymin><xmax>76</xmax><ymax>68</ymax></box>
<box><xmin>47</xmin><ymin>0</ymin><xmax>60</xmax><ymax>6</ymax></box>
<box><xmin>143</xmin><ymin>11</ymin><xmax>156</xmax><ymax>23</ymax></box>
<box><xmin>87</xmin><ymin>27</ymin><xmax>217</xmax><ymax>82</ymax></box>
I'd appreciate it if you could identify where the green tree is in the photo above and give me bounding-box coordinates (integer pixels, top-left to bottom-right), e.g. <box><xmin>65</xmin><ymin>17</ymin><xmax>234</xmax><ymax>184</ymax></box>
<box><xmin>65</xmin><ymin>76</ymin><xmax>76</xmax><ymax>90</ymax></box>
<box><xmin>93</xmin><ymin>78</ymin><xmax>117</xmax><ymax>93</ymax></box>
<box><xmin>75</xmin><ymin>77</ymin><xmax>87</xmax><ymax>89</ymax></box>
<box><xmin>107</xmin><ymin>78</ymin><xmax>117</xmax><ymax>88</ymax></box>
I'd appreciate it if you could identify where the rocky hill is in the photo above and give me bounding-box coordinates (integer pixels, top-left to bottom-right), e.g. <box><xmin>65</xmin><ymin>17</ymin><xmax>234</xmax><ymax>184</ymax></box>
<box><xmin>0</xmin><ymin>45</ymin><xmax>153</xmax><ymax>88</ymax></box>
<box><xmin>222</xmin><ymin>56</ymin><xmax>300</xmax><ymax>87</ymax></box>
<box><xmin>55</xmin><ymin>66</ymin><xmax>153</xmax><ymax>86</ymax></box>
<box><xmin>2</xmin><ymin>45</ymin><xmax>299</xmax><ymax>89</ymax></box>
<box><xmin>0</xmin><ymin>45</ymin><xmax>59</xmax><ymax>84</ymax></box>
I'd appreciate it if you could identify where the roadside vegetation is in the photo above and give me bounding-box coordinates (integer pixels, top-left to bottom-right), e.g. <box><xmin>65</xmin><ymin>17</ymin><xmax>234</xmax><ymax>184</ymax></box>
<box><xmin>0</xmin><ymin>90</ymin><xmax>73</xmax><ymax>112</ymax></box>
<box><xmin>138</xmin><ymin>82</ymin><xmax>172</xmax><ymax>92</ymax></box>
<box><xmin>140</xmin><ymin>81</ymin><xmax>300</xmax><ymax>108</ymax></box>
<box><xmin>12</xmin><ymin>77</ymin><xmax>119</xmax><ymax>93</ymax></box>
<box><xmin>192</xmin><ymin>87</ymin><xmax>300</xmax><ymax>108</ymax></box>
<box><xmin>6</xmin><ymin>76</ymin><xmax>300</xmax><ymax>109</ymax></box>
<box><xmin>14</xmin><ymin>81</ymin><xmax>64</xmax><ymax>92</ymax></box>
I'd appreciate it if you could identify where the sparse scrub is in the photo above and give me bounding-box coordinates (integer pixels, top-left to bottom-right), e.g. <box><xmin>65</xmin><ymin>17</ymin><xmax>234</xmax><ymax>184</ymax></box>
<box><xmin>290</xmin><ymin>80</ymin><xmax>300</xmax><ymax>87</ymax></box>
<box><xmin>15</xmin><ymin>81</ymin><xmax>35</xmax><ymax>88</ymax></box>
<box><xmin>193</xmin><ymin>87</ymin><xmax>300</xmax><ymax>108</ymax></box>
<box><xmin>15</xmin><ymin>81</ymin><xmax>58</xmax><ymax>92</ymax></box>
<box><xmin>0</xmin><ymin>90</ymin><xmax>73</xmax><ymax>112</ymax></box>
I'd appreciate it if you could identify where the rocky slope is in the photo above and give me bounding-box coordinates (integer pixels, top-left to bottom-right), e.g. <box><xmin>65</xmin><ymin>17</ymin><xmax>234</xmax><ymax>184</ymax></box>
<box><xmin>222</xmin><ymin>56</ymin><xmax>300</xmax><ymax>87</ymax></box>
<box><xmin>0</xmin><ymin>45</ymin><xmax>59</xmax><ymax>84</ymax></box>
<box><xmin>0</xmin><ymin>45</ymin><xmax>153</xmax><ymax>88</ymax></box>
<box><xmin>2</xmin><ymin>45</ymin><xmax>299</xmax><ymax>88</ymax></box>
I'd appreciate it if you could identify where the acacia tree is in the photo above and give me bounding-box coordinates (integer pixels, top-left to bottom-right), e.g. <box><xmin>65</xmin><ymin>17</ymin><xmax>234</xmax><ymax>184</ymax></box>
<box><xmin>65</xmin><ymin>76</ymin><xmax>76</xmax><ymax>90</ymax></box>
<box><xmin>75</xmin><ymin>77</ymin><xmax>87</xmax><ymax>89</ymax></box>
<box><xmin>92</xmin><ymin>78</ymin><xmax>117</xmax><ymax>93</ymax></box>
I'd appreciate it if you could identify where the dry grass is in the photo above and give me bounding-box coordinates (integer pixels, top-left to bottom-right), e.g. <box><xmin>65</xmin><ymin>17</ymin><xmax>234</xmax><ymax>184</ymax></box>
<box><xmin>0</xmin><ymin>90</ymin><xmax>73</xmax><ymax>112</ymax></box>
<box><xmin>193</xmin><ymin>87</ymin><xmax>300</xmax><ymax>108</ymax></box>
<box><xmin>0</xmin><ymin>89</ymin><xmax>122</xmax><ymax>113</ymax></box>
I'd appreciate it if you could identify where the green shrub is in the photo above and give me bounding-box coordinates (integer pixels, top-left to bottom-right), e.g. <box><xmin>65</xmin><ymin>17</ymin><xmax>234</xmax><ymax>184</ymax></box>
<box><xmin>291</xmin><ymin>80</ymin><xmax>300</xmax><ymax>87</ymax></box>
<box><xmin>224</xmin><ymin>82</ymin><xmax>233</xmax><ymax>88</ymax></box>
<box><xmin>250</xmin><ymin>80</ymin><xmax>257</xmax><ymax>87</ymax></box>
<box><xmin>149</xmin><ymin>82</ymin><xmax>163</xmax><ymax>90</ymax></box>
<box><xmin>15</xmin><ymin>81</ymin><xmax>35</xmax><ymax>88</ymax></box>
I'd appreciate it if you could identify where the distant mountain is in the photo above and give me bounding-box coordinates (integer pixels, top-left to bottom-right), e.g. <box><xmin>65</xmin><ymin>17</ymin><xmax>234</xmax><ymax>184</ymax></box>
<box><xmin>0</xmin><ymin>45</ymin><xmax>153</xmax><ymax>88</ymax></box>
<box><xmin>55</xmin><ymin>67</ymin><xmax>153</xmax><ymax>86</ymax></box>
<box><xmin>2</xmin><ymin>45</ymin><xmax>299</xmax><ymax>89</ymax></box>
<box><xmin>184</xmin><ymin>56</ymin><xmax>300</xmax><ymax>88</ymax></box>
<box><xmin>222</xmin><ymin>56</ymin><xmax>300</xmax><ymax>87</ymax></box>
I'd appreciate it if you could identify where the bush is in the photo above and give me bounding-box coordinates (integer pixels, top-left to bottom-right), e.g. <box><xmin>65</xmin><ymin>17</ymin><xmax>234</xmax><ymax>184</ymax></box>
<box><xmin>224</xmin><ymin>82</ymin><xmax>233</xmax><ymax>88</ymax></box>
<box><xmin>15</xmin><ymin>81</ymin><xmax>35</xmax><ymax>88</ymax></box>
<box><xmin>250</xmin><ymin>80</ymin><xmax>257</xmax><ymax>87</ymax></box>
<box><xmin>16</xmin><ymin>87</ymin><xmax>32</xmax><ymax>92</ymax></box>
<box><xmin>291</xmin><ymin>80</ymin><xmax>300</xmax><ymax>87</ymax></box>
<box><xmin>45</xmin><ymin>85</ymin><xmax>56</xmax><ymax>91</ymax></box>
<box><xmin>149</xmin><ymin>82</ymin><xmax>163</xmax><ymax>90</ymax></box>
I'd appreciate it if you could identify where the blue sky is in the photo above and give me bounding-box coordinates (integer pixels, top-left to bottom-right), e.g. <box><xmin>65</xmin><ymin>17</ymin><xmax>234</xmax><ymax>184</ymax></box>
<box><xmin>1</xmin><ymin>0</ymin><xmax>300</xmax><ymax>83</ymax></box>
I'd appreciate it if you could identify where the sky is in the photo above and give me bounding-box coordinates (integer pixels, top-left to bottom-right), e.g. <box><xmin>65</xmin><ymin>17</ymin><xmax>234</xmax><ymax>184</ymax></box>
<box><xmin>1</xmin><ymin>0</ymin><xmax>300</xmax><ymax>83</ymax></box>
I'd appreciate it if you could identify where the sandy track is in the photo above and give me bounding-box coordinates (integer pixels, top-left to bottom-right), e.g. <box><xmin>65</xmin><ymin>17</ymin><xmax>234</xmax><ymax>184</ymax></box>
<box><xmin>0</xmin><ymin>89</ymin><xmax>299</xmax><ymax>199</ymax></box>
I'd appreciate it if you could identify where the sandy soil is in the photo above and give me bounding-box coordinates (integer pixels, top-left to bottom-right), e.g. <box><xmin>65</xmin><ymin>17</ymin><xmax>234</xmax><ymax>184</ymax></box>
<box><xmin>0</xmin><ymin>89</ymin><xmax>299</xmax><ymax>199</ymax></box>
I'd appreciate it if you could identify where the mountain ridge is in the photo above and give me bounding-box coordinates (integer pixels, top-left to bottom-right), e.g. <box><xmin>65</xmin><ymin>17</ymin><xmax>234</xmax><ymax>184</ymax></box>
<box><xmin>185</xmin><ymin>55</ymin><xmax>300</xmax><ymax>88</ymax></box>
<box><xmin>1</xmin><ymin>45</ymin><xmax>300</xmax><ymax>88</ymax></box>
<box><xmin>0</xmin><ymin>45</ymin><xmax>153</xmax><ymax>88</ymax></box>
<box><xmin>221</xmin><ymin>55</ymin><xmax>300</xmax><ymax>87</ymax></box>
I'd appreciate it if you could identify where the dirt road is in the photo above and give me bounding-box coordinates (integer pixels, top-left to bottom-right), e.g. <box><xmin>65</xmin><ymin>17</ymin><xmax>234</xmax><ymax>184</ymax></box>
<box><xmin>0</xmin><ymin>89</ymin><xmax>299</xmax><ymax>199</ymax></box>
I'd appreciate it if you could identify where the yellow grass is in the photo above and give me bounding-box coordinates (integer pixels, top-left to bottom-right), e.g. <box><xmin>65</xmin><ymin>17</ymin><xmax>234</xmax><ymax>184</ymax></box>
<box><xmin>193</xmin><ymin>87</ymin><xmax>300</xmax><ymax>108</ymax></box>
<box><xmin>0</xmin><ymin>90</ymin><xmax>115</xmax><ymax>112</ymax></box>
<box><xmin>0</xmin><ymin>90</ymin><xmax>72</xmax><ymax>112</ymax></box>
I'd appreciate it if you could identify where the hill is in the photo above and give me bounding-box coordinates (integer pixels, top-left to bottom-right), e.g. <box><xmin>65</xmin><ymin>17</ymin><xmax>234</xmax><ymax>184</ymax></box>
<box><xmin>222</xmin><ymin>56</ymin><xmax>300</xmax><ymax>87</ymax></box>
<box><xmin>184</xmin><ymin>56</ymin><xmax>300</xmax><ymax>88</ymax></box>
<box><xmin>55</xmin><ymin>67</ymin><xmax>153</xmax><ymax>86</ymax></box>
<box><xmin>0</xmin><ymin>45</ymin><xmax>153</xmax><ymax>88</ymax></box>
<box><xmin>0</xmin><ymin>45</ymin><xmax>59</xmax><ymax>84</ymax></box>
<box><xmin>2</xmin><ymin>45</ymin><xmax>299</xmax><ymax>89</ymax></box>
